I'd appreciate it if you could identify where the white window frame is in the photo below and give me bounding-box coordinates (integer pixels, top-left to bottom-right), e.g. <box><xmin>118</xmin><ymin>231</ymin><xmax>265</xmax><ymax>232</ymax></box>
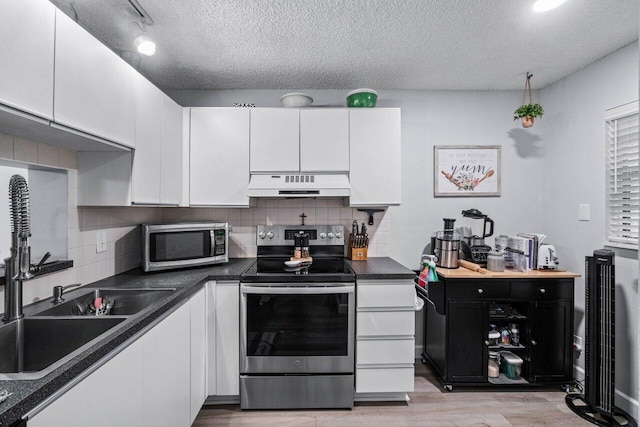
<box><xmin>605</xmin><ymin>101</ymin><xmax>639</xmax><ymax>250</ymax></box>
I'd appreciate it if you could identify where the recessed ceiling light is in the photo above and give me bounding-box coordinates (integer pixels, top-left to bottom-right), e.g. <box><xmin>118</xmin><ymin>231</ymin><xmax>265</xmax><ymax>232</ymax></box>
<box><xmin>532</xmin><ymin>0</ymin><xmax>567</xmax><ymax>12</ymax></box>
<box><xmin>134</xmin><ymin>36</ymin><xmax>156</xmax><ymax>56</ymax></box>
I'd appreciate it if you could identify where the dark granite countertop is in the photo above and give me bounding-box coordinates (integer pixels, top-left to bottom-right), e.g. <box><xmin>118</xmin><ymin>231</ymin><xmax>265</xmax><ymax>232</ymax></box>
<box><xmin>0</xmin><ymin>256</ymin><xmax>414</xmax><ymax>425</ymax></box>
<box><xmin>347</xmin><ymin>257</ymin><xmax>415</xmax><ymax>280</ymax></box>
<box><xmin>0</xmin><ymin>258</ymin><xmax>254</xmax><ymax>426</ymax></box>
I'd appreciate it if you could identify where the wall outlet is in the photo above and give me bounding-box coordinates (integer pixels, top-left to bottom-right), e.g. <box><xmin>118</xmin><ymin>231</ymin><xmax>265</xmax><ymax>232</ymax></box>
<box><xmin>96</xmin><ymin>231</ymin><xmax>107</xmax><ymax>253</ymax></box>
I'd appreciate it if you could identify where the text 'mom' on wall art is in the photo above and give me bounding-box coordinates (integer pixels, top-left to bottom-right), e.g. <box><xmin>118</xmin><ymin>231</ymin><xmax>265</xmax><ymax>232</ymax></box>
<box><xmin>434</xmin><ymin>145</ymin><xmax>501</xmax><ymax>197</ymax></box>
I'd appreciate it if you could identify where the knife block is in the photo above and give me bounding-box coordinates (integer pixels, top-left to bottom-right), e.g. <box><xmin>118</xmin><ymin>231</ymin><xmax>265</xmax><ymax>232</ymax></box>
<box><xmin>348</xmin><ymin>235</ymin><xmax>368</xmax><ymax>261</ymax></box>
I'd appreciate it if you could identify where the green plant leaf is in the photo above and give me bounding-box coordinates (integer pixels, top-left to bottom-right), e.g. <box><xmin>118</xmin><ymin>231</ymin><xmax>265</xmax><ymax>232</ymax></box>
<box><xmin>513</xmin><ymin>103</ymin><xmax>544</xmax><ymax>120</ymax></box>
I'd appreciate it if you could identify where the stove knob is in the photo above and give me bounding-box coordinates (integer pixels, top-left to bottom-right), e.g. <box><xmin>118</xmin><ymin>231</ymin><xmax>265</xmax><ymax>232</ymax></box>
<box><xmin>327</xmin><ymin>232</ymin><xmax>334</xmax><ymax>238</ymax></box>
<box><xmin>335</xmin><ymin>232</ymin><xmax>342</xmax><ymax>239</ymax></box>
<box><xmin>319</xmin><ymin>232</ymin><xmax>327</xmax><ymax>239</ymax></box>
<box><xmin>266</xmin><ymin>231</ymin><xmax>274</xmax><ymax>239</ymax></box>
<box><xmin>258</xmin><ymin>231</ymin><xmax>266</xmax><ymax>239</ymax></box>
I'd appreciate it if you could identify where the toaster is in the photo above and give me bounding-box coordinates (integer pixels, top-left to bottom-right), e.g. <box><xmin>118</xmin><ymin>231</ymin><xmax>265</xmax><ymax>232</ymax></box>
<box><xmin>537</xmin><ymin>244</ymin><xmax>559</xmax><ymax>270</ymax></box>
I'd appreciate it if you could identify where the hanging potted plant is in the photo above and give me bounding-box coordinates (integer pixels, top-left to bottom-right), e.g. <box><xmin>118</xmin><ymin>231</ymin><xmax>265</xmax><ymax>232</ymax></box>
<box><xmin>513</xmin><ymin>73</ymin><xmax>544</xmax><ymax>128</ymax></box>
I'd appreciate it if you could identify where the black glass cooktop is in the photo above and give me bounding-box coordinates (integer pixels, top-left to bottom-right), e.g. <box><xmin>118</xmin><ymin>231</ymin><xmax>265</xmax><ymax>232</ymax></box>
<box><xmin>241</xmin><ymin>258</ymin><xmax>355</xmax><ymax>283</ymax></box>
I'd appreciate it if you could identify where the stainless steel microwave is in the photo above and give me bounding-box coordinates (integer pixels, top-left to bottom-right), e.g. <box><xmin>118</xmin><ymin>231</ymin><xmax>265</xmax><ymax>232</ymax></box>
<box><xmin>142</xmin><ymin>222</ymin><xmax>229</xmax><ymax>272</ymax></box>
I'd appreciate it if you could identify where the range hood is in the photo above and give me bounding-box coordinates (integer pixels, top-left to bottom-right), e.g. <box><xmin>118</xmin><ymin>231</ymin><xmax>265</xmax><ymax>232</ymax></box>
<box><xmin>247</xmin><ymin>174</ymin><xmax>350</xmax><ymax>198</ymax></box>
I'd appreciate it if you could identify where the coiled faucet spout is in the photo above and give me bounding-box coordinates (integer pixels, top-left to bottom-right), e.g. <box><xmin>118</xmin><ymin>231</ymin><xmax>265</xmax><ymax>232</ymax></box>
<box><xmin>3</xmin><ymin>174</ymin><xmax>32</xmax><ymax>322</ymax></box>
<box><xmin>9</xmin><ymin>175</ymin><xmax>32</xmax><ymax>281</ymax></box>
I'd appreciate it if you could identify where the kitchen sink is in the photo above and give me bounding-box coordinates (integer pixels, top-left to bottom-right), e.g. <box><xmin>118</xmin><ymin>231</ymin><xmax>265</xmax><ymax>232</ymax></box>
<box><xmin>35</xmin><ymin>288</ymin><xmax>176</xmax><ymax>317</ymax></box>
<box><xmin>0</xmin><ymin>316</ymin><xmax>125</xmax><ymax>379</ymax></box>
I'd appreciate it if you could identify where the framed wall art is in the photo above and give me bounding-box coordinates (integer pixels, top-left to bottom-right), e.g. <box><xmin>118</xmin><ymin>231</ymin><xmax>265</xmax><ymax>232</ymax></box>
<box><xmin>434</xmin><ymin>145</ymin><xmax>501</xmax><ymax>197</ymax></box>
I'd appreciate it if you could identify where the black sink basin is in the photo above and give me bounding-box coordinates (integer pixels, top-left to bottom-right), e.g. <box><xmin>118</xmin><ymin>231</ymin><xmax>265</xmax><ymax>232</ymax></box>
<box><xmin>36</xmin><ymin>288</ymin><xmax>176</xmax><ymax>317</ymax></box>
<box><xmin>0</xmin><ymin>317</ymin><xmax>125</xmax><ymax>379</ymax></box>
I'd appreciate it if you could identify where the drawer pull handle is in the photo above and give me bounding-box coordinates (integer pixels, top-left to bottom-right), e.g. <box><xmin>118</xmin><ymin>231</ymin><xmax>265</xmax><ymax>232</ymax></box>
<box><xmin>477</xmin><ymin>289</ymin><xmax>484</xmax><ymax>294</ymax></box>
<box><xmin>539</xmin><ymin>288</ymin><xmax>546</xmax><ymax>294</ymax></box>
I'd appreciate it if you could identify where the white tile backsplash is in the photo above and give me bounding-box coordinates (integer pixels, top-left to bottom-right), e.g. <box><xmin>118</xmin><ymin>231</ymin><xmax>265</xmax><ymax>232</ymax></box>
<box><xmin>0</xmin><ymin>135</ymin><xmax>391</xmax><ymax>307</ymax></box>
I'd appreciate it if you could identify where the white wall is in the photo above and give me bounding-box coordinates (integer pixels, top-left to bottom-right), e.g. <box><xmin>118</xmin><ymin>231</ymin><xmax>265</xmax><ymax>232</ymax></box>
<box><xmin>540</xmin><ymin>41</ymin><xmax>638</xmax><ymax>415</ymax></box>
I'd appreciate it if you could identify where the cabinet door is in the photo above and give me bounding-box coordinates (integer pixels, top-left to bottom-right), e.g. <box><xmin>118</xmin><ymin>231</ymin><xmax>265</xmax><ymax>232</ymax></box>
<box><xmin>206</xmin><ymin>282</ymin><xmax>217</xmax><ymax>396</ymax></box>
<box><xmin>190</xmin><ymin>288</ymin><xmax>207</xmax><ymax>424</ymax></box>
<box><xmin>300</xmin><ymin>109</ymin><xmax>349</xmax><ymax>172</ymax></box>
<box><xmin>54</xmin><ymin>10</ymin><xmax>136</xmax><ymax>147</ymax></box>
<box><xmin>446</xmin><ymin>300</ymin><xmax>487</xmax><ymax>383</ymax></box>
<box><xmin>160</xmin><ymin>94</ymin><xmax>183</xmax><ymax>204</ymax></box>
<box><xmin>29</xmin><ymin>335</ymin><xmax>145</xmax><ymax>427</ymax></box>
<box><xmin>206</xmin><ymin>281</ymin><xmax>241</xmax><ymax>398</ymax></box>
<box><xmin>0</xmin><ymin>0</ymin><xmax>55</xmax><ymax>119</ymax></box>
<box><xmin>529</xmin><ymin>300</ymin><xmax>573</xmax><ymax>382</ymax></box>
<box><xmin>142</xmin><ymin>302</ymin><xmax>191</xmax><ymax>427</ymax></box>
<box><xmin>131</xmin><ymin>73</ymin><xmax>162</xmax><ymax>204</ymax></box>
<box><xmin>250</xmin><ymin>108</ymin><xmax>299</xmax><ymax>173</ymax></box>
<box><xmin>190</xmin><ymin>108</ymin><xmax>250</xmax><ymax>206</ymax></box>
<box><xmin>349</xmin><ymin>108</ymin><xmax>401</xmax><ymax>206</ymax></box>
<box><xmin>215</xmin><ymin>282</ymin><xmax>240</xmax><ymax>396</ymax></box>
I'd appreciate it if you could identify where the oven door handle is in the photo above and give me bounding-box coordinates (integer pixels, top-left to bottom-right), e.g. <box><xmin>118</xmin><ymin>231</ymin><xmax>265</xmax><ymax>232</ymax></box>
<box><xmin>241</xmin><ymin>284</ymin><xmax>354</xmax><ymax>295</ymax></box>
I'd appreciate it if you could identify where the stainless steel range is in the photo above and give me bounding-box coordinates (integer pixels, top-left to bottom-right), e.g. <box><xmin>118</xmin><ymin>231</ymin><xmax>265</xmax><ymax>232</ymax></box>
<box><xmin>239</xmin><ymin>225</ymin><xmax>355</xmax><ymax>410</ymax></box>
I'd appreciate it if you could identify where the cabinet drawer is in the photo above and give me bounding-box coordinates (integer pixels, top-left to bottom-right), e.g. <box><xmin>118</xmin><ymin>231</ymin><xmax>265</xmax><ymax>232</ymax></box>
<box><xmin>357</xmin><ymin>339</ymin><xmax>415</xmax><ymax>365</ymax></box>
<box><xmin>356</xmin><ymin>367</ymin><xmax>414</xmax><ymax>393</ymax></box>
<box><xmin>446</xmin><ymin>282</ymin><xmax>510</xmax><ymax>300</ymax></box>
<box><xmin>511</xmin><ymin>280</ymin><xmax>573</xmax><ymax>300</ymax></box>
<box><xmin>357</xmin><ymin>311</ymin><xmax>415</xmax><ymax>337</ymax></box>
<box><xmin>357</xmin><ymin>285</ymin><xmax>415</xmax><ymax>309</ymax></box>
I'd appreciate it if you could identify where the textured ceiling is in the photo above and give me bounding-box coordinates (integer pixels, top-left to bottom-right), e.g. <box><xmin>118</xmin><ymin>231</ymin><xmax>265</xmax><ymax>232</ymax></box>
<box><xmin>50</xmin><ymin>0</ymin><xmax>639</xmax><ymax>91</ymax></box>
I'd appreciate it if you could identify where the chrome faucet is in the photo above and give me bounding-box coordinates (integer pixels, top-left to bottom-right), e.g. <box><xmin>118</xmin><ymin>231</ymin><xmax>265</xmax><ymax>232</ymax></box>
<box><xmin>2</xmin><ymin>175</ymin><xmax>44</xmax><ymax>322</ymax></box>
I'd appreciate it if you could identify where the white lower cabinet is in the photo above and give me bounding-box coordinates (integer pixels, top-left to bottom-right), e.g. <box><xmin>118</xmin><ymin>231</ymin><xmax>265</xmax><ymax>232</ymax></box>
<box><xmin>28</xmin><ymin>335</ymin><xmax>144</xmax><ymax>427</ymax></box>
<box><xmin>206</xmin><ymin>280</ymin><xmax>240</xmax><ymax>399</ymax></box>
<box><xmin>29</xmin><ymin>289</ymin><xmax>206</xmax><ymax>427</ymax></box>
<box><xmin>143</xmin><ymin>300</ymin><xmax>191</xmax><ymax>427</ymax></box>
<box><xmin>190</xmin><ymin>287</ymin><xmax>207</xmax><ymax>423</ymax></box>
<box><xmin>355</xmin><ymin>279</ymin><xmax>415</xmax><ymax>399</ymax></box>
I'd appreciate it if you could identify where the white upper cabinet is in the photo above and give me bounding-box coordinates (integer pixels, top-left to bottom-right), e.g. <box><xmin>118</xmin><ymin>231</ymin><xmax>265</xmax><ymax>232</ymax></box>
<box><xmin>160</xmin><ymin>94</ymin><xmax>183</xmax><ymax>205</ymax></box>
<box><xmin>131</xmin><ymin>73</ymin><xmax>162</xmax><ymax>204</ymax></box>
<box><xmin>250</xmin><ymin>108</ymin><xmax>299</xmax><ymax>173</ymax></box>
<box><xmin>300</xmin><ymin>109</ymin><xmax>349</xmax><ymax>172</ymax></box>
<box><xmin>54</xmin><ymin>9</ymin><xmax>136</xmax><ymax>148</ymax></box>
<box><xmin>250</xmin><ymin>108</ymin><xmax>349</xmax><ymax>174</ymax></box>
<box><xmin>190</xmin><ymin>108</ymin><xmax>250</xmax><ymax>206</ymax></box>
<box><xmin>79</xmin><ymin>85</ymin><xmax>183</xmax><ymax>207</ymax></box>
<box><xmin>349</xmin><ymin>108</ymin><xmax>401</xmax><ymax>206</ymax></box>
<box><xmin>0</xmin><ymin>0</ymin><xmax>55</xmax><ymax>119</ymax></box>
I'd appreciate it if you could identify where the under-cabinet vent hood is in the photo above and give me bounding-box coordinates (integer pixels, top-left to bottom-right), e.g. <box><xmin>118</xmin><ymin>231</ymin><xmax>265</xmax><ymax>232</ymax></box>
<box><xmin>247</xmin><ymin>174</ymin><xmax>350</xmax><ymax>198</ymax></box>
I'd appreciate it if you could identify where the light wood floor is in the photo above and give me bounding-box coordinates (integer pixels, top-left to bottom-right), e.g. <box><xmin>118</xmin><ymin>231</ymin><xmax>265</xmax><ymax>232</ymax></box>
<box><xmin>193</xmin><ymin>361</ymin><xmax>591</xmax><ymax>426</ymax></box>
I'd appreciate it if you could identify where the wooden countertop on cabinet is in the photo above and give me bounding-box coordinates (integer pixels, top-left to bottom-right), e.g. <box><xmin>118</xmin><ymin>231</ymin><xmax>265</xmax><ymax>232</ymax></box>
<box><xmin>436</xmin><ymin>267</ymin><xmax>580</xmax><ymax>279</ymax></box>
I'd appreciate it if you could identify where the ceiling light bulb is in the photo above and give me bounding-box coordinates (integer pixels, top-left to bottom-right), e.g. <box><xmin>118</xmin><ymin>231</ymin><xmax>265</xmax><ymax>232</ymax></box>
<box><xmin>134</xmin><ymin>36</ymin><xmax>156</xmax><ymax>56</ymax></box>
<box><xmin>532</xmin><ymin>0</ymin><xmax>567</xmax><ymax>12</ymax></box>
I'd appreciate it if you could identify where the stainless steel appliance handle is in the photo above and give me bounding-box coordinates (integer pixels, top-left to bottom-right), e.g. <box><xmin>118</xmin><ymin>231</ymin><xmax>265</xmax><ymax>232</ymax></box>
<box><xmin>241</xmin><ymin>284</ymin><xmax>354</xmax><ymax>295</ymax></box>
<box><xmin>209</xmin><ymin>230</ymin><xmax>215</xmax><ymax>257</ymax></box>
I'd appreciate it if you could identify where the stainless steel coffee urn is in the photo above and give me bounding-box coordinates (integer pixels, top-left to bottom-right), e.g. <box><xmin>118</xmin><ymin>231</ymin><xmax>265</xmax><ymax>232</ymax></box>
<box><xmin>435</xmin><ymin>218</ymin><xmax>460</xmax><ymax>268</ymax></box>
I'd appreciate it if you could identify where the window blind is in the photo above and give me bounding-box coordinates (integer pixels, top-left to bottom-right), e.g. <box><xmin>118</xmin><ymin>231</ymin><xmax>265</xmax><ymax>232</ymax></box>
<box><xmin>605</xmin><ymin>101</ymin><xmax>639</xmax><ymax>246</ymax></box>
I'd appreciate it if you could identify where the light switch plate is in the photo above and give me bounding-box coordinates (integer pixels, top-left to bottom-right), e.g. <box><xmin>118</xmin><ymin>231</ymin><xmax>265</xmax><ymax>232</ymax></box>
<box><xmin>96</xmin><ymin>231</ymin><xmax>107</xmax><ymax>253</ymax></box>
<box><xmin>578</xmin><ymin>203</ymin><xmax>590</xmax><ymax>221</ymax></box>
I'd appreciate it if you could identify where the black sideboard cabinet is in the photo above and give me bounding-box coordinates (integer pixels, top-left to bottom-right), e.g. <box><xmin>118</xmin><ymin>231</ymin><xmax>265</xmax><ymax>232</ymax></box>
<box><xmin>421</xmin><ymin>272</ymin><xmax>575</xmax><ymax>390</ymax></box>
